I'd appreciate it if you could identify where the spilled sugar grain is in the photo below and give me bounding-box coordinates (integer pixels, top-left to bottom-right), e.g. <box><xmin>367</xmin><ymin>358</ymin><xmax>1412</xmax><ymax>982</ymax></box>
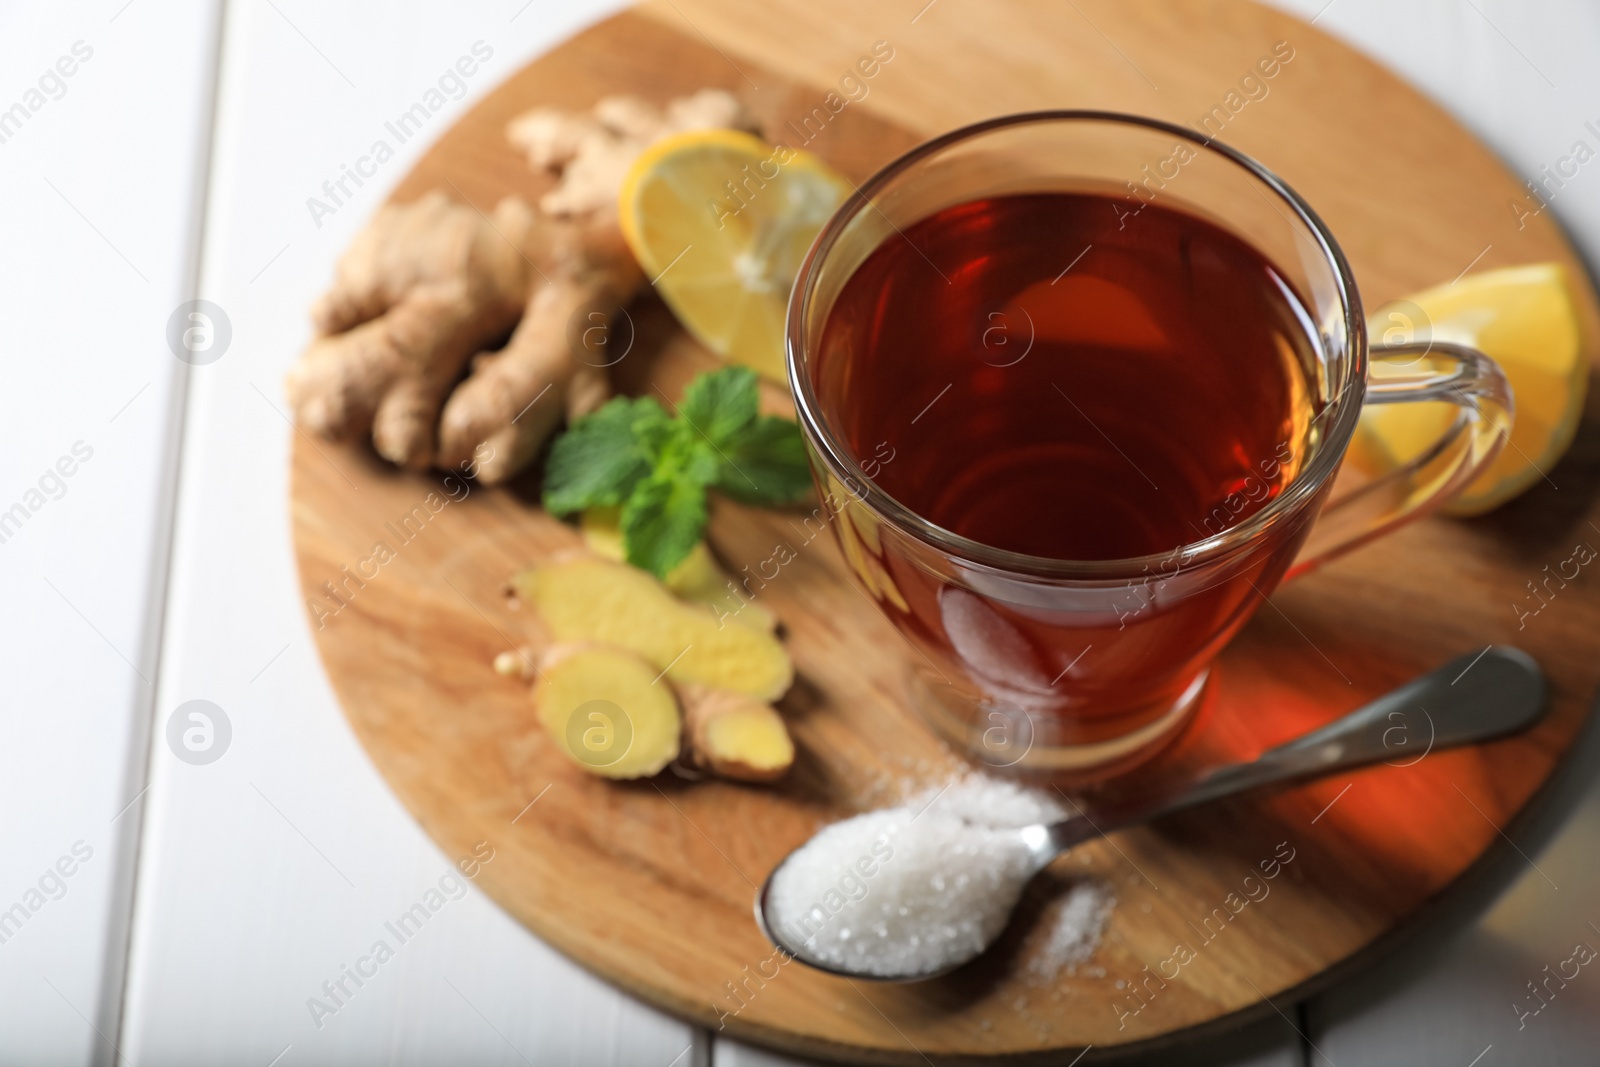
<box><xmin>1025</xmin><ymin>881</ymin><xmax>1115</xmax><ymax>983</ymax></box>
<box><xmin>767</xmin><ymin>774</ymin><xmax>1114</xmax><ymax>978</ymax></box>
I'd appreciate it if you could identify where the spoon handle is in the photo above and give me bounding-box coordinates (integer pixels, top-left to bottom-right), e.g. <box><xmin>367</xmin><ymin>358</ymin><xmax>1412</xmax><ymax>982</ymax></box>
<box><xmin>1054</xmin><ymin>646</ymin><xmax>1546</xmax><ymax>847</ymax></box>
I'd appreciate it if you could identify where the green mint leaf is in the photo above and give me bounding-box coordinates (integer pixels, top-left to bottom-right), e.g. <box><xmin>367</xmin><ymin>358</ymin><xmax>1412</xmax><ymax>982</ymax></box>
<box><xmin>621</xmin><ymin>471</ymin><xmax>710</xmax><ymax>578</ymax></box>
<box><xmin>715</xmin><ymin>415</ymin><xmax>813</xmax><ymax>505</ymax></box>
<box><xmin>541</xmin><ymin>396</ymin><xmax>670</xmax><ymax>515</ymax></box>
<box><xmin>541</xmin><ymin>369</ymin><xmax>809</xmax><ymax>578</ymax></box>
<box><xmin>658</xmin><ymin>418</ymin><xmax>721</xmax><ymax>487</ymax></box>
<box><xmin>679</xmin><ymin>366</ymin><xmax>758</xmax><ymax>447</ymax></box>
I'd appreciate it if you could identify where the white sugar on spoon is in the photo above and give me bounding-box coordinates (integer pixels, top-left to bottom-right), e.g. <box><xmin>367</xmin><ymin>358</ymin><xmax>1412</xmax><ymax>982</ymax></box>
<box><xmin>759</xmin><ymin>777</ymin><xmax>1067</xmax><ymax>980</ymax></box>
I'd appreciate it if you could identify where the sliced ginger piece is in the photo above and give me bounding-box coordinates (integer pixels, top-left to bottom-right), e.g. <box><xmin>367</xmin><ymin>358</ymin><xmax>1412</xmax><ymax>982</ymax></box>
<box><xmin>534</xmin><ymin>643</ymin><xmax>680</xmax><ymax>778</ymax></box>
<box><xmin>679</xmin><ymin>684</ymin><xmax>794</xmax><ymax>782</ymax></box>
<box><xmin>579</xmin><ymin>506</ymin><xmax>777</xmax><ymax>632</ymax></box>
<box><xmin>513</xmin><ymin>556</ymin><xmax>792</xmax><ymax>701</ymax></box>
<box><xmin>667</xmin><ymin>550</ymin><xmax>780</xmax><ymax>634</ymax></box>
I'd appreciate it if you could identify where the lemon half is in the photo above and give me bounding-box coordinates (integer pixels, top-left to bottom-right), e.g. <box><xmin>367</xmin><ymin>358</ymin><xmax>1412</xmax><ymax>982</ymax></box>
<box><xmin>1353</xmin><ymin>263</ymin><xmax>1586</xmax><ymax>515</ymax></box>
<box><xmin>618</xmin><ymin>129</ymin><xmax>849</xmax><ymax>381</ymax></box>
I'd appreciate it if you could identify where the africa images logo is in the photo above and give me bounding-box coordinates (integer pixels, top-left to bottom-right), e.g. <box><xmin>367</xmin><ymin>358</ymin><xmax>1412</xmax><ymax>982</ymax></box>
<box><xmin>166</xmin><ymin>299</ymin><xmax>232</xmax><ymax>366</ymax></box>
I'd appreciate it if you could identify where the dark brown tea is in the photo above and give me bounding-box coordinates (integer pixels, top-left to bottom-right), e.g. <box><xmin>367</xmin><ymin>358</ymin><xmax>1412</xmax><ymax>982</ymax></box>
<box><xmin>811</xmin><ymin>192</ymin><xmax>1321</xmax><ymax>748</ymax></box>
<box><xmin>817</xmin><ymin>192</ymin><xmax>1314</xmax><ymax>559</ymax></box>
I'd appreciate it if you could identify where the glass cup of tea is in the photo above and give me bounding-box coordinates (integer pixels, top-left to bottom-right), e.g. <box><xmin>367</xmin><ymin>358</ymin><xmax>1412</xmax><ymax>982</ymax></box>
<box><xmin>786</xmin><ymin>111</ymin><xmax>1511</xmax><ymax>774</ymax></box>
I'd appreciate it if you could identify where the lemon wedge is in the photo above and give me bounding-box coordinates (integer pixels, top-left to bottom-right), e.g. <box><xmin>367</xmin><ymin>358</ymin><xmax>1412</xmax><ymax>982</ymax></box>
<box><xmin>1352</xmin><ymin>263</ymin><xmax>1587</xmax><ymax>515</ymax></box>
<box><xmin>618</xmin><ymin>129</ymin><xmax>850</xmax><ymax>381</ymax></box>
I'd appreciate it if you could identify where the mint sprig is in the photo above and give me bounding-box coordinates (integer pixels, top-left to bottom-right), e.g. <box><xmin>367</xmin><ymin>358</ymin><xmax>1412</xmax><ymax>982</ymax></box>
<box><xmin>542</xmin><ymin>368</ymin><xmax>812</xmax><ymax>577</ymax></box>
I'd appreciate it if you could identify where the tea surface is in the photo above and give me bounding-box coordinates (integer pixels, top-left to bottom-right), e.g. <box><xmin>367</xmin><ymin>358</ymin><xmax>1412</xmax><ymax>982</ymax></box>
<box><xmin>816</xmin><ymin>192</ymin><xmax>1316</xmax><ymax>561</ymax></box>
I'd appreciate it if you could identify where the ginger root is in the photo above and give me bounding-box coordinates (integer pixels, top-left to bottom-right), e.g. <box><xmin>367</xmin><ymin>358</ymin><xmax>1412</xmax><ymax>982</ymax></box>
<box><xmin>285</xmin><ymin>193</ymin><xmax>543</xmax><ymax>468</ymax></box>
<box><xmin>287</xmin><ymin>89</ymin><xmax>757</xmax><ymax>483</ymax></box>
<box><xmin>579</xmin><ymin>506</ymin><xmax>777</xmax><ymax>633</ymax></box>
<box><xmin>435</xmin><ymin>217</ymin><xmax>642</xmax><ymax>482</ymax></box>
<box><xmin>508</xmin><ymin>89</ymin><xmax>758</xmax><ymax>217</ymax></box>
<box><xmin>511</xmin><ymin>556</ymin><xmax>792</xmax><ymax>701</ymax></box>
<box><xmin>680</xmin><ymin>683</ymin><xmax>794</xmax><ymax>782</ymax></box>
<box><xmin>534</xmin><ymin>643</ymin><xmax>681</xmax><ymax>779</ymax></box>
<box><xmin>284</xmin><ymin>190</ymin><xmax>622</xmax><ymax>477</ymax></box>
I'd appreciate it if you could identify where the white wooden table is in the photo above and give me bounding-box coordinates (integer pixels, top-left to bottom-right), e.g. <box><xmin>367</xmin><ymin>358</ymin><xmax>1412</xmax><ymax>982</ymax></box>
<box><xmin>2</xmin><ymin>2</ymin><xmax>1595</xmax><ymax>1064</ymax></box>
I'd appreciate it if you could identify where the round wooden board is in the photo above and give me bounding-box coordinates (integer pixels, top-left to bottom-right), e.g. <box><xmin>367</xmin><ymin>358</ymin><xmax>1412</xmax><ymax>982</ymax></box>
<box><xmin>290</xmin><ymin>1</ymin><xmax>1600</xmax><ymax>1061</ymax></box>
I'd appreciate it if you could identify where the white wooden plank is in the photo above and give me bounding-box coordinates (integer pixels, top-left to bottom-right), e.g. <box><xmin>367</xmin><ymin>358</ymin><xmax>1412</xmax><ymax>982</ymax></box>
<box><xmin>0</xmin><ymin>2</ymin><xmax>219</xmax><ymax>1063</ymax></box>
<box><xmin>714</xmin><ymin>1013</ymin><xmax>1306</xmax><ymax>1065</ymax></box>
<box><xmin>119</xmin><ymin>1</ymin><xmax>698</xmax><ymax>1063</ymax></box>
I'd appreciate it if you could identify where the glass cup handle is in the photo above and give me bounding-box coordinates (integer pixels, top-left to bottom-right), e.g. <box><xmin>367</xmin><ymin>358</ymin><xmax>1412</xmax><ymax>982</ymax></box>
<box><xmin>1287</xmin><ymin>340</ymin><xmax>1513</xmax><ymax>580</ymax></box>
